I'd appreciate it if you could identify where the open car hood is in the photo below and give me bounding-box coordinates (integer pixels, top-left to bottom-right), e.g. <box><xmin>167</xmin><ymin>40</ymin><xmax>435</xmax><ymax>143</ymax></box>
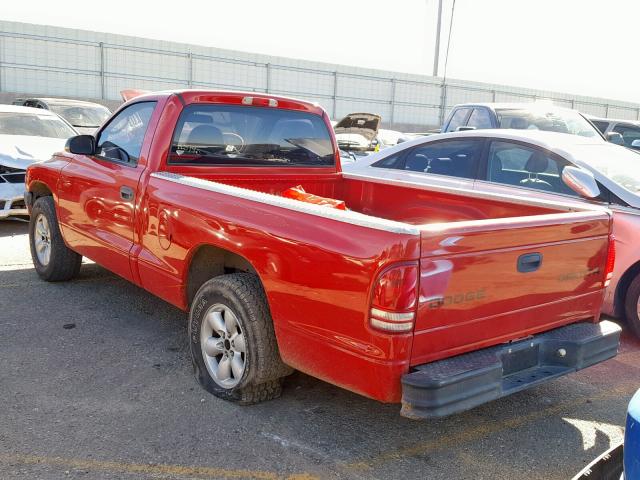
<box><xmin>334</xmin><ymin>113</ymin><xmax>382</xmax><ymax>143</ymax></box>
<box><xmin>0</xmin><ymin>135</ymin><xmax>67</xmax><ymax>170</ymax></box>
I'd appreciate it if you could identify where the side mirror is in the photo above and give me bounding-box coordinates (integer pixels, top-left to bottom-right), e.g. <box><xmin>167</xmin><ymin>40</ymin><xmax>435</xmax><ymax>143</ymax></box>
<box><xmin>606</xmin><ymin>131</ymin><xmax>625</xmax><ymax>145</ymax></box>
<box><xmin>456</xmin><ymin>126</ymin><xmax>476</xmax><ymax>132</ymax></box>
<box><xmin>65</xmin><ymin>135</ymin><xmax>95</xmax><ymax>155</ymax></box>
<box><xmin>562</xmin><ymin>166</ymin><xmax>600</xmax><ymax>199</ymax></box>
<box><xmin>631</xmin><ymin>139</ymin><xmax>640</xmax><ymax>148</ymax></box>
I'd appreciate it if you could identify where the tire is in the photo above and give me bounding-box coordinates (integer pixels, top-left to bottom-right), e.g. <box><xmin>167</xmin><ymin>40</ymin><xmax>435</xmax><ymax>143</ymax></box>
<box><xmin>624</xmin><ymin>274</ymin><xmax>640</xmax><ymax>338</ymax></box>
<box><xmin>29</xmin><ymin>196</ymin><xmax>82</xmax><ymax>282</ymax></box>
<box><xmin>189</xmin><ymin>273</ymin><xmax>293</xmax><ymax>405</ymax></box>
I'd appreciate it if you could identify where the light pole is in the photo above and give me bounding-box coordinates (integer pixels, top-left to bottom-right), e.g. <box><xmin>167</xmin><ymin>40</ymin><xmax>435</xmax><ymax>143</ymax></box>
<box><xmin>432</xmin><ymin>0</ymin><xmax>443</xmax><ymax>77</ymax></box>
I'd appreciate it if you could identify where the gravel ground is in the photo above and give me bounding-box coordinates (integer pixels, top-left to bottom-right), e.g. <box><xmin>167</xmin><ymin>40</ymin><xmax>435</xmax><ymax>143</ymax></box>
<box><xmin>0</xmin><ymin>218</ymin><xmax>638</xmax><ymax>480</ymax></box>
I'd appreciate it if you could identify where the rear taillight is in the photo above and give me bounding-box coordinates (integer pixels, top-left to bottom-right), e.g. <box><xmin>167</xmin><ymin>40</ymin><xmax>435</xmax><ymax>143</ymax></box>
<box><xmin>604</xmin><ymin>235</ymin><xmax>616</xmax><ymax>287</ymax></box>
<box><xmin>370</xmin><ymin>264</ymin><xmax>418</xmax><ymax>333</ymax></box>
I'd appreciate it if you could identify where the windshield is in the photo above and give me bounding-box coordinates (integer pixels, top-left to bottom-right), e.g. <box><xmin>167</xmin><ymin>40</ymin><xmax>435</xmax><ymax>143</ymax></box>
<box><xmin>0</xmin><ymin>112</ymin><xmax>77</xmax><ymax>139</ymax></box>
<box><xmin>335</xmin><ymin>133</ymin><xmax>371</xmax><ymax>149</ymax></box>
<box><xmin>496</xmin><ymin>108</ymin><xmax>602</xmax><ymax>139</ymax></box>
<box><xmin>573</xmin><ymin>144</ymin><xmax>640</xmax><ymax>194</ymax></box>
<box><xmin>168</xmin><ymin>104</ymin><xmax>335</xmax><ymax>167</ymax></box>
<box><xmin>49</xmin><ymin>104</ymin><xmax>111</xmax><ymax>128</ymax></box>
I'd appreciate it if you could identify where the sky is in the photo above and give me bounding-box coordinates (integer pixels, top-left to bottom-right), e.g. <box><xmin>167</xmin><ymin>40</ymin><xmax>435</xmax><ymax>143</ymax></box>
<box><xmin>3</xmin><ymin>0</ymin><xmax>639</xmax><ymax>103</ymax></box>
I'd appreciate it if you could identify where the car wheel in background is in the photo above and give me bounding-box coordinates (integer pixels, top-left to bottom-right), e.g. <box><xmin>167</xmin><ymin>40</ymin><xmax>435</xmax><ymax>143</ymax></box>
<box><xmin>624</xmin><ymin>274</ymin><xmax>640</xmax><ymax>338</ymax></box>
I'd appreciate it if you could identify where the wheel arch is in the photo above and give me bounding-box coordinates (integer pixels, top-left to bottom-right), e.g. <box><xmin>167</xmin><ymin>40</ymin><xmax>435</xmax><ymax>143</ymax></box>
<box><xmin>615</xmin><ymin>260</ymin><xmax>640</xmax><ymax>318</ymax></box>
<box><xmin>184</xmin><ymin>243</ymin><xmax>262</xmax><ymax>307</ymax></box>
<box><xmin>29</xmin><ymin>181</ymin><xmax>53</xmax><ymax>200</ymax></box>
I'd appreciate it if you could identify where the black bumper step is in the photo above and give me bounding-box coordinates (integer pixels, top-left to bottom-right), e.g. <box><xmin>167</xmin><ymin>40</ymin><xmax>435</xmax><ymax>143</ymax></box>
<box><xmin>401</xmin><ymin>320</ymin><xmax>621</xmax><ymax>419</ymax></box>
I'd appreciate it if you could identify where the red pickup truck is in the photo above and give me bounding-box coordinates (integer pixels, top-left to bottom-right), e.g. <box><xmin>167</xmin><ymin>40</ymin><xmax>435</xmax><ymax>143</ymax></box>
<box><xmin>25</xmin><ymin>90</ymin><xmax>620</xmax><ymax>418</ymax></box>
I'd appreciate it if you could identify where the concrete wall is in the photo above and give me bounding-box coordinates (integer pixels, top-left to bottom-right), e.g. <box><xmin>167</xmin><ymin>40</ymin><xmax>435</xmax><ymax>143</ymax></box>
<box><xmin>1</xmin><ymin>20</ymin><xmax>639</xmax><ymax>130</ymax></box>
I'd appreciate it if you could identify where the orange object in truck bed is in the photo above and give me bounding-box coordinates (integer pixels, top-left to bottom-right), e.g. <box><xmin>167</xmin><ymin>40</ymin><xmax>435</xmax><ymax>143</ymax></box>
<box><xmin>281</xmin><ymin>185</ymin><xmax>346</xmax><ymax>210</ymax></box>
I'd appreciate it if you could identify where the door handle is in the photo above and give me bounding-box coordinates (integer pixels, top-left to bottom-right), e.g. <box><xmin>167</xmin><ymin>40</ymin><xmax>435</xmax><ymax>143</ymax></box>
<box><xmin>517</xmin><ymin>253</ymin><xmax>542</xmax><ymax>273</ymax></box>
<box><xmin>120</xmin><ymin>186</ymin><xmax>135</xmax><ymax>201</ymax></box>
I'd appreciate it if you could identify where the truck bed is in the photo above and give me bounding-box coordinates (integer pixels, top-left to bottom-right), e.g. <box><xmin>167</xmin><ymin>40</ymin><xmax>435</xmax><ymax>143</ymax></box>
<box><xmin>149</xmin><ymin>169</ymin><xmax>611</xmax><ymax>401</ymax></box>
<box><xmin>170</xmin><ymin>168</ymin><xmax>560</xmax><ymax>225</ymax></box>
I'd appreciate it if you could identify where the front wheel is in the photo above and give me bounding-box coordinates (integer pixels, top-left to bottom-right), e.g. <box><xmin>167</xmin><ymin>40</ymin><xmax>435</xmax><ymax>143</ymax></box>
<box><xmin>29</xmin><ymin>196</ymin><xmax>82</xmax><ymax>282</ymax></box>
<box><xmin>624</xmin><ymin>274</ymin><xmax>640</xmax><ymax>338</ymax></box>
<box><xmin>188</xmin><ymin>273</ymin><xmax>292</xmax><ymax>405</ymax></box>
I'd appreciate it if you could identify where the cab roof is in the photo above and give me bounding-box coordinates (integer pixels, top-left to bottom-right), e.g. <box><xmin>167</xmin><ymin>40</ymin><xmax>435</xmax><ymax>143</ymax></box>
<box><xmin>127</xmin><ymin>89</ymin><xmax>326</xmax><ymax>115</ymax></box>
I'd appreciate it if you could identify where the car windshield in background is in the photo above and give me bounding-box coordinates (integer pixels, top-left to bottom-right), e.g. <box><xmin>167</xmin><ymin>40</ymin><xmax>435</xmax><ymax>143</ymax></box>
<box><xmin>496</xmin><ymin>108</ymin><xmax>601</xmax><ymax>138</ymax></box>
<box><xmin>168</xmin><ymin>105</ymin><xmax>335</xmax><ymax>167</ymax></box>
<box><xmin>49</xmin><ymin>104</ymin><xmax>111</xmax><ymax>128</ymax></box>
<box><xmin>335</xmin><ymin>133</ymin><xmax>370</xmax><ymax>149</ymax></box>
<box><xmin>574</xmin><ymin>144</ymin><xmax>640</xmax><ymax>194</ymax></box>
<box><xmin>0</xmin><ymin>113</ymin><xmax>77</xmax><ymax>139</ymax></box>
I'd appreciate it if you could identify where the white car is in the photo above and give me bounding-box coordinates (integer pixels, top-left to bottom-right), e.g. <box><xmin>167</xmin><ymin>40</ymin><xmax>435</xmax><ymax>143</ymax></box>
<box><xmin>334</xmin><ymin>113</ymin><xmax>410</xmax><ymax>164</ymax></box>
<box><xmin>0</xmin><ymin>105</ymin><xmax>77</xmax><ymax>218</ymax></box>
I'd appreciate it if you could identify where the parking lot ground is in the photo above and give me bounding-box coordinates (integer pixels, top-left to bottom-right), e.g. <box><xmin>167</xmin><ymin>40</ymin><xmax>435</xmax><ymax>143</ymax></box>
<box><xmin>0</xmin><ymin>218</ymin><xmax>638</xmax><ymax>480</ymax></box>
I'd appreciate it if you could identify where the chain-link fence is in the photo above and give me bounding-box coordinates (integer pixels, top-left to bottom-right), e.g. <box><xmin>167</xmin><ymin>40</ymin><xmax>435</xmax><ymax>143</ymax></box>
<box><xmin>1</xmin><ymin>21</ymin><xmax>639</xmax><ymax>131</ymax></box>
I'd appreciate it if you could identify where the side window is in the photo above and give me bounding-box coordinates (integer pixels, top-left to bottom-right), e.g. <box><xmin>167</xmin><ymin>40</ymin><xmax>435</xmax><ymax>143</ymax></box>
<box><xmin>168</xmin><ymin>104</ymin><xmax>334</xmax><ymax>167</ymax></box>
<box><xmin>445</xmin><ymin>108</ymin><xmax>471</xmax><ymax>132</ymax></box>
<box><xmin>613</xmin><ymin>124</ymin><xmax>640</xmax><ymax>148</ymax></box>
<box><xmin>467</xmin><ymin>108</ymin><xmax>492</xmax><ymax>129</ymax></box>
<box><xmin>591</xmin><ymin>120</ymin><xmax>610</xmax><ymax>134</ymax></box>
<box><xmin>371</xmin><ymin>152</ymin><xmax>404</xmax><ymax>169</ymax></box>
<box><xmin>97</xmin><ymin>102</ymin><xmax>156</xmax><ymax>164</ymax></box>
<box><xmin>387</xmin><ymin>139</ymin><xmax>481</xmax><ymax>179</ymax></box>
<box><xmin>486</xmin><ymin>141</ymin><xmax>578</xmax><ymax>196</ymax></box>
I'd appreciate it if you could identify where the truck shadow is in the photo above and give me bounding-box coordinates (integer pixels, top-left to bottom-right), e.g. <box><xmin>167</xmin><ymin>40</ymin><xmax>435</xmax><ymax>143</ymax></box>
<box><xmin>0</xmin><ymin>218</ymin><xmax>29</xmax><ymax>238</ymax></box>
<box><xmin>0</xmin><ymin>261</ymin><xmax>634</xmax><ymax>480</ymax></box>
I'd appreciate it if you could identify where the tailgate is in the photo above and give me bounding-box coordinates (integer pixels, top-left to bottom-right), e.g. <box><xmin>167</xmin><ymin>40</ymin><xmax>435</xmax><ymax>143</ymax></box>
<box><xmin>411</xmin><ymin>211</ymin><xmax>611</xmax><ymax>366</ymax></box>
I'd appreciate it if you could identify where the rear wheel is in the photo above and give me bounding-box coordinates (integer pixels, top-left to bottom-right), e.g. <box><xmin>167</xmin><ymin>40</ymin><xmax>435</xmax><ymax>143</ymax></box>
<box><xmin>624</xmin><ymin>274</ymin><xmax>640</xmax><ymax>338</ymax></box>
<box><xmin>29</xmin><ymin>196</ymin><xmax>82</xmax><ymax>282</ymax></box>
<box><xmin>189</xmin><ymin>273</ymin><xmax>292</xmax><ymax>404</ymax></box>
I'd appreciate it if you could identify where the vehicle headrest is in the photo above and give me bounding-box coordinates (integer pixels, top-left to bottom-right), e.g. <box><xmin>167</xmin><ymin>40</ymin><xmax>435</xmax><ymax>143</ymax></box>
<box><xmin>405</xmin><ymin>154</ymin><xmax>429</xmax><ymax>172</ymax></box>
<box><xmin>184</xmin><ymin>113</ymin><xmax>213</xmax><ymax>124</ymax></box>
<box><xmin>510</xmin><ymin>117</ymin><xmax>528</xmax><ymax>129</ymax></box>
<box><xmin>525</xmin><ymin>152</ymin><xmax>549</xmax><ymax>173</ymax></box>
<box><xmin>186</xmin><ymin>125</ymin><xmax>223</xmax><ymax>145</ymax></box>
<box><xmin>490</xmin><ymin>156</ymin><xmax>504</xmax><ymax>179</ymax></box>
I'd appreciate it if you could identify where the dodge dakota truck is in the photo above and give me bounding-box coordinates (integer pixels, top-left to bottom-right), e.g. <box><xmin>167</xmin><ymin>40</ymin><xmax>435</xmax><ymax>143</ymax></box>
<box><xmin>25</xmin><ymin>90</ymin><xmax>620</xmax><ymax>418</ymax></box>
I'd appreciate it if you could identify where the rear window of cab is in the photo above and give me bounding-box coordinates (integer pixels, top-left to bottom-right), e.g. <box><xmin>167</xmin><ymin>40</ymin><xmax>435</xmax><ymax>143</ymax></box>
<box><xmin>168</xmin><ymin>104</ymin><xmax>335</xmax><ymax>167</ymax></box>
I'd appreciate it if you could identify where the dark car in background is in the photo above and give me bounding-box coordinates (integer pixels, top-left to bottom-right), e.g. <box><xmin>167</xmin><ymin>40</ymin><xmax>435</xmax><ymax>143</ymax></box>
<box><xmin>12</xmin><ymin>97</ymin><xmax>111</xmax><ymax>135</ymax></box>
<box><xmin>589</xmin><ymin>116</ymin><xmax>640</xmax><ymax>151</ymax></box>
<box><xmin>440</xmin><ymin>102</ymin><xmax>623</xmax><ymax>143</ymax></box>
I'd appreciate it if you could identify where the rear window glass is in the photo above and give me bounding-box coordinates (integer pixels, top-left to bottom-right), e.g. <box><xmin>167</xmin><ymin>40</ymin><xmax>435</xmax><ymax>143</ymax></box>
<box><xmin>168</xmin><ymin>105</ymin><xmax>335</xmax><ymax>167</ymax></box>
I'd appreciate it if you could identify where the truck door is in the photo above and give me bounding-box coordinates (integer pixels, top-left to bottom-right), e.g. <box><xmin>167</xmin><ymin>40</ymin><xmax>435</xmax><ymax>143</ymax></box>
<box><xmin>57</xmin><ymin>101</ymin><xmax>158</xmax><ymax>282</ymax></box>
